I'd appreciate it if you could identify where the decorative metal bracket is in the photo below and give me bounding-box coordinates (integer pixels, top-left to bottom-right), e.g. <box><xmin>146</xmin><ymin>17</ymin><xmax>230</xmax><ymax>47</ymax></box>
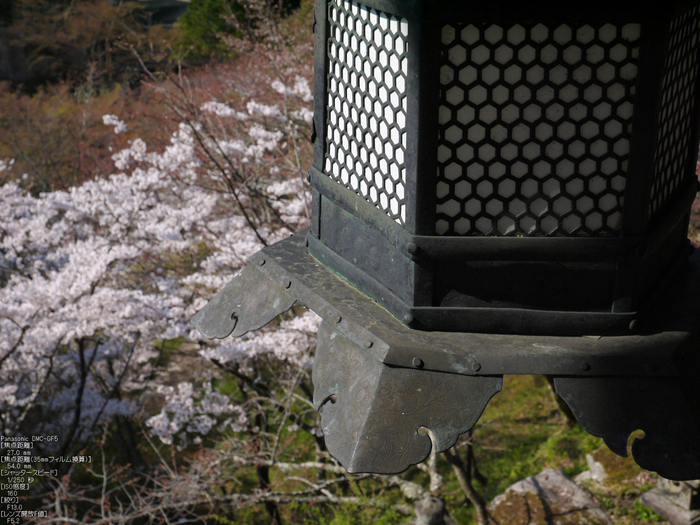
<box><xmin>554</xmin><ymin>375</ymin><xmax>700</xmax><ymax>481</ymax></box>
<box><xmin>313</xmin><ymin>320</ymin><xmax>501</xmax><ymax>473</ymax></box>
<box><xmin>192</xmin><ymin>231</ymin><xmax>700</xmax><ymax>478</ymax></box>
<box><xmin>192</xmin><ymin>261</ymin><xmax>296</xmax><ymax>339</ymax></box>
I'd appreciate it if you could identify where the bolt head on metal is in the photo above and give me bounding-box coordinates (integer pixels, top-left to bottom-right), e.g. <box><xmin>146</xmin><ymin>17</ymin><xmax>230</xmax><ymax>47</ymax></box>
<box><xmin>285</xmin><ymin>280</ymin><xmax>292</xmax><ymax>289</ymax></box>
<box><xmin>365</xmin><ymin>341</ymin><xmax>373</xmax><ymax>348</ymax></box>
<box><xmin>580</xmin><ymin>362</ymin><xmax>591</xmax><ymax>371</ymax></box>
<box><xmin>412</xmin><ymin>357</ymin><xmax>424</xmax><ymax>368</ymax></box>
<box><xmin>407</xmin><ymin>242</ymin><xmax>418</xmax><ymax>255</ymax></box>
<box><xmin>403</xmin><ymin>314</ymin><xmax>414</xmax><ymax>325</ymax></box>
<box><xmin>335</xmin><ymin>315</ymin><xmax>342</xmax><ymax>323</ymax></box>
<box><xmin>471</xmin><ymin>362</ymin><xmax>481</xmax><ymax>372</ymax></box>
<box><xmin>259</xmin><ymin>259</ymin><xmax>266</xmax><ymax>266</ymax></box>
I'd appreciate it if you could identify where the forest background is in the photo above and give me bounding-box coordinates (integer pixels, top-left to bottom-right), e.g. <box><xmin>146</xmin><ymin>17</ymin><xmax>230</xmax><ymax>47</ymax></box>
<box><xmin>1</xmin><ymin>0</ymin><xmax>700</xmax><ymax>523</ymax></box>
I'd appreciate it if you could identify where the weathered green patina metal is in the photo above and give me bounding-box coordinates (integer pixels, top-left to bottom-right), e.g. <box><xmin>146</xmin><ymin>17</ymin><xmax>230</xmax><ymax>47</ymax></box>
<box><xmin>194</xmin><ymin>0</ymin><xmax>700</xmax><ymax>479</ymax></box>
<box><xmin>193</xmin><ymin>233</ymin><xmax>700</xmax><ymax>477</ymax></box>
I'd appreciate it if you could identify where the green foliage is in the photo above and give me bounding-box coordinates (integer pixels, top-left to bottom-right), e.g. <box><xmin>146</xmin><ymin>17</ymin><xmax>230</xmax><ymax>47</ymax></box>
<box><xmin>206</xmin><ymin>514</ymin><xmax>238</xmax><ymax>525</ymax></box>
<box><xmin>447</xmin><ymin>497</ymin><xmax>474</xmax><ymax>524</ymax></box>
<box><xmin>173</xmin><ymin>0</ymin><xmax>305</xmax><ymax>60</ymax></box>
<box><xmin>175</xmin><ymin>0</ymin><xmax>242</xmax><ymax>59</ymax></box>
<box><xmin>591</xmin><ymin>494</ymin><xmax>665</xmax><ymax>524</ymax></box>
<box><xmin>473</xmin><ymin>375</ymin><xmax>601</xmax><ymax>501</ymax></box>
<box><xmin>283</xmin><ymin>501</ymin><xmax>404</xmax><ymax>525</ymax></box>
<box><xmin>152</xmin><ymin>336</ymin><xmax>187</xmax><ymax>368</ymax></box>
<box><xmin>631</xmin><ymin>501</ymin><xmax>663</xmax><ymax>522</ymax></box>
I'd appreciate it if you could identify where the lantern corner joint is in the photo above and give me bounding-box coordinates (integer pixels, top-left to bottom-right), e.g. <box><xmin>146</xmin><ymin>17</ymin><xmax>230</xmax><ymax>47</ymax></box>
<box><xmin>194</xmin><ymin>0</ymin><xmax>700</xmax><ymax>480</ymax></box>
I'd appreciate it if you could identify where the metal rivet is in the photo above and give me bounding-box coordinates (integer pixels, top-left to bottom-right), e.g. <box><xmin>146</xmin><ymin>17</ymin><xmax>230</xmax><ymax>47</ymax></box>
<box><xmin>471</xmin><ymin>362</ymin><xmax>481</xmax><ymax>372</ymax></box>
<box><xmin>329</xmin><ymin>394</ymin><xmax>337</xmax><ymax>404</ymax></box>
<box><xmin>285</xmin><ymin>280</ymin><xmax>292</xmax><ymax>289</ymax></box>
<box><xmin>407</xmin><ymin>242</ymin><xmax>418</xmax><ymax>255</ymax></box>
<box><xmin>417</xmin><ymin>426</ymin><xmax>428</xmax><ymax>436</ymax></box>
<box><xmin>580</xmin><ymin>362</ymin><xmax>591</xmax><ymax>371</ymax></box>
<box><xmin>365</xmin><ymin>341</ymin><xmax>374</xmax><ymax>348</ymax></box>
<box><xmin>335</xmin><ymin>315</ymin><xmax>342</xmax><ymax>324</ymax></box>
<box><xmin>259</xmin><ymin>259</ymin><xmax>266</xmax><ymax>266</ymax></box>
<box><xmin>403</xmin><ymin>314</ymin><xmax>414</xmax><ymax>325</ymax></box>
<box><xmin>412</xmin><ymin>357</ymin><xmax>424</xmax><ymax>368</ymax></box>
<box><xmin>629</xmin><ymin>319</ymin><xmax>638</xmax><ymax>332</ymax></box>
<box><xmin>231</xmin><ymin>312</ymin><xmax>238</xmax><ymax>321</ymax></box>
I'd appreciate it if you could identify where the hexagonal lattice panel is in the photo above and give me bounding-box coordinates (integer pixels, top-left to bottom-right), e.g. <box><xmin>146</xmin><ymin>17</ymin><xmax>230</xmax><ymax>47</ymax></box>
<box><xmin>649</xmin><ymin>6</ymin><xmax>700</xmax><ymax>220</ymax></box>
<box><xmin>324</xmin><ymin>0</ymin><xmax>408</xmax><ymax>224</ymax></box>
<box><xmin>436</xmin><ymin>23</ymin><xmax>640</xmax><ymax>236</ymax></box>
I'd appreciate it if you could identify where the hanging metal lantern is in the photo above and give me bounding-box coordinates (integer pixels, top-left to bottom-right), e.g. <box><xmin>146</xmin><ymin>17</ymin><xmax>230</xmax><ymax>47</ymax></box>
<box><xmin>193</xmin><ymin>0</ymin><xmax>700</xmax><ymax>479</ymax></box>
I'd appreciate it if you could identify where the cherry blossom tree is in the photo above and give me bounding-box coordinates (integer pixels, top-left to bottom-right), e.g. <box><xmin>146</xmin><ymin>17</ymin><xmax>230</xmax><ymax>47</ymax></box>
<box><xmin>0</xmin><ymin>4</ymin><xmax>476</xmax><ymax>523</ymax></box>
<box><xmin>1</xmin><ymin>64</ymin><xmax>316</xmax><ymax>432</ymax></box>
<box><xmin>0</xmin><ymin>55</ymin><xmax>344</xmax><ymax>515</ymax></box>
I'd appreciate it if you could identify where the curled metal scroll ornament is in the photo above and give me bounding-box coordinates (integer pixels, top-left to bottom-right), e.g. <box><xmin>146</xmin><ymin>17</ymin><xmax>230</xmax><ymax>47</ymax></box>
<box><xmin>191</xmin><ymin>263</ymin><xmax>296</xmax><ymax>339</ymax></box>
<box><xmin>313</xmin><ymin>321</ymin><xmax>503</xmax><ymax>474</ymax></box>
<box><xmin>554</xmin><ymin>375</ymin><xmax>700</xmax><ymax>480</ymax></box>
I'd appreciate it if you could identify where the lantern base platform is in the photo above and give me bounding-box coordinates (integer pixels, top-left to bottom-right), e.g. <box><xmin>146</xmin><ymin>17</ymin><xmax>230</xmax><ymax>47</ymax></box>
<box><xmin>193</xmin><ymin>232</ymin><xmax>700</xmax><ymax>478</ymax></box>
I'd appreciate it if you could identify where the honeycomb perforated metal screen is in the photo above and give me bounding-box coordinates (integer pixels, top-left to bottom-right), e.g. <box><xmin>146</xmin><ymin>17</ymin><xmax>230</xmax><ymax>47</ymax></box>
<box><xmin>324</xmin><ymin>0</ymin><xmax>409</xmax><ymax>225</ymax></box>
<box><xmin>649</xmin><ymin>7</ymin><xmax>700</xmax><ymax>220</ymax></box>
<box><xmin>436</xmin><ymin>23</ymin><xmax>641</xmax><ymax>236</ymax></box>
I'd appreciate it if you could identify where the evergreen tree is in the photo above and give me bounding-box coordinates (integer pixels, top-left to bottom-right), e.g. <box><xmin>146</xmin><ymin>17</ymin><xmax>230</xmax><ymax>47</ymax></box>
<box><xmin>175</xmin><ymin>0</ymin><xmax>242</xmax><ymax>58</ymax></box>
<box><xmin>175</xmin><ymin>0</ymin><xmax>302</xmax><ymax>60</ymax></box>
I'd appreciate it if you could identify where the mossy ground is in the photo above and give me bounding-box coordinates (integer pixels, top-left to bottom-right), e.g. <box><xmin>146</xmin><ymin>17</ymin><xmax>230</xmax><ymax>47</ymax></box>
<box><xmin>443</xmin><ymin>375</ymin><xmax>667</xmax><ymax>524</ymax></box>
